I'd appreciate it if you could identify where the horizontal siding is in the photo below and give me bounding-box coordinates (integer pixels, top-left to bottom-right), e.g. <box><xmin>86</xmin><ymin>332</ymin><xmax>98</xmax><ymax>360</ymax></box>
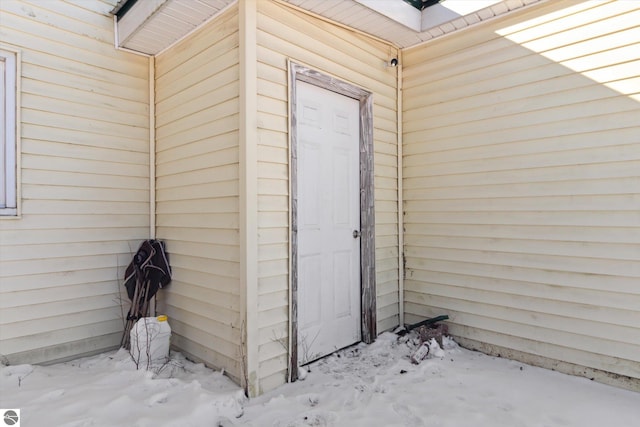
<box><xmin>0</xmin><ymin>0</ymin><xmax>149</xmax><ymax>364</ymax></box>
<box><xmin>402</xmin><ymin>0</ymin><xmax>640</xmax><ymax>385</ymax></box>
<box><xmin>256</xmin><ymin>0</ymin><xmax>400</xmax><ymax>393</ymax></box>
<box><xmin>154</xmin><ymin>6</ymin><xmax>242</xmax><ymax>382</ymax></box>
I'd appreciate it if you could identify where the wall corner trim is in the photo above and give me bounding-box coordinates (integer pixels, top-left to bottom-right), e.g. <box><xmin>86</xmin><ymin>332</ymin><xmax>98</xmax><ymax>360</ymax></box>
<box><xmin>149</xmin><ymin>56</ymin><xmax>156</xmax><ymax>239</ymax></box>
<box><xmin>239</xmin><ymin>0</ymin><xmax>259</xmax><ymax>398</ymax></box>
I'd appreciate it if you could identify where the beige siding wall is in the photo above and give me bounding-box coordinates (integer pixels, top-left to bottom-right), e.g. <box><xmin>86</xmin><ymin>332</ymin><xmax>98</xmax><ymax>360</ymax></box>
<box><xmin>403</xmin><ymin>0</ymin><xmax>640</xmax><ymax>385</ymax></box>
<box><xmin>256</xmin><ymin>0</ymin><xmax>400</xmax><ymax>393</ymax></box>
<box><xmin>0</xmin><ymin>0</ymin><xmax>149</xmax><ymax>363</ymax></box>
<box><xmin>154</xmin><ymin>7</ymin><xmax>242</xmax><ymax>382</ymax></box>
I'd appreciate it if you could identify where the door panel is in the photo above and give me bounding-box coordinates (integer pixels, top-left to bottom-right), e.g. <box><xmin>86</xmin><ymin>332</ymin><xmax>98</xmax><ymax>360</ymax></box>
<box><xmin>297</xmin><ymin>81</ymin><xmax>361</xmax><ymax>364</ymax></box>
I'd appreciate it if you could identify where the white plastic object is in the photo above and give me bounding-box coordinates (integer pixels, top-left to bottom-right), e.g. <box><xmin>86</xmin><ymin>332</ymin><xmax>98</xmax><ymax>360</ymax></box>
<box><xmin>130</xmin><ymin>315</ymin><xmax>171</xmax><ymax>366</ymax></box>
<box><xmin>410</xmin><ymin>341</ymin><xmax>430</xmax><ymax>364</ymax></box>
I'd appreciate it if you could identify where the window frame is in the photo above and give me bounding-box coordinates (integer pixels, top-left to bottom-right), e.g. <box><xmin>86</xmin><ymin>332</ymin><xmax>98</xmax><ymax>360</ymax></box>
<box><xmin>0</xmin><ymin>46</ymin><xmax>20</xmax><ymax>217</ymax></box>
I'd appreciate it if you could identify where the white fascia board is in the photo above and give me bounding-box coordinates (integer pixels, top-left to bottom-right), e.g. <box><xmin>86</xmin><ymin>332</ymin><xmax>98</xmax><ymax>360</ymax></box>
<box><xmin>118</xmin><ymin>0</ymin><xmax>169</xmax><ymax>45</ymax></box>
<box><xmin>421</xmin><ymin>0</ymin><xmax>503</xmax><ymax>30</ymax></box>
<box><xmin>355</xmin><ymin>0</ymin><xmax>422</xmax><ymax>32</ymax></box>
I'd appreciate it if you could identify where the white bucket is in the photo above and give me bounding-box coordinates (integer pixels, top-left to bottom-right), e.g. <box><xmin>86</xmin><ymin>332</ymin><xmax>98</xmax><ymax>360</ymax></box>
<box><xmin>130</xmin><ymin>315</ymin><xmax>171</xmax><ymax>366</ymax></box>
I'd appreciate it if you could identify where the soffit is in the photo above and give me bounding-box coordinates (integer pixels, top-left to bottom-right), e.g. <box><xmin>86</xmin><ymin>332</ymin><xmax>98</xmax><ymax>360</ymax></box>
<box><xmin>114</xmin><ymin>0</ymin><xmax>236</xmax><ymax>55</ymax></box>
<box><xmin>113</xmin><ymin>0</ymin><xmax>544</xmax><ymax>55</ymax></box>
<box><xmin>285</xmin><ymin>0</ymin><xmax>544</xmax><ymax>48</ymax></box>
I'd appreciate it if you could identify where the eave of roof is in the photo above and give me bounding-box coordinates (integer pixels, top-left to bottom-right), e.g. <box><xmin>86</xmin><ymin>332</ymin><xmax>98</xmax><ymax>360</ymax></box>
<box><xmin>112</xmin><ymin>0</ymin><xmax>545</xmax><ymax>55</ymax></box>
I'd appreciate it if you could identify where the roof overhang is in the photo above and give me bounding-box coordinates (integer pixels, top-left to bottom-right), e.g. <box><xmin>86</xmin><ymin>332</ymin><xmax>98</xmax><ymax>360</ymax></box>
<box><xmin>113</xmin><ymin>0</ymin><xmax>237</xmax><ymax>56</ymax></box>
<box><xmin>355</xmin><ymin>0</ymin><xmax>506</xmax><ymax>32</ymax></box>
<box><xmin>112</xmin><ymin>0</ymin><xmax>544</xmax><ymax>56</ymax></box>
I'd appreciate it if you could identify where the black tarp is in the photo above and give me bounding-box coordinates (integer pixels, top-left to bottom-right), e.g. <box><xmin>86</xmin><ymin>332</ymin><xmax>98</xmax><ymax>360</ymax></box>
<box><xmin>121</xmin><ymin>240</ymin><xmax>171</xmax><ymax>349</ymax></box>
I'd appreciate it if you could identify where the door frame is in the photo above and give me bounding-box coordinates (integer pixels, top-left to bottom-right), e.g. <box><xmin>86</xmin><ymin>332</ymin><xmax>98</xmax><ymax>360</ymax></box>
<box><xmin>288</xmin><ymin>62</ymin><xmax>376</xmax><ymax>381</ymax></box>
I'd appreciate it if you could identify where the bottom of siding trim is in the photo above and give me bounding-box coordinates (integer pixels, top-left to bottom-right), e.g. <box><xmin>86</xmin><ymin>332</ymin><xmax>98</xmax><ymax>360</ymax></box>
<box><xmin>3</xmin><ymin>333</ymin><xmax>121</xmax><ymax>366</ymax></box>
<box><xmin>377</xmin><ymin>315</ymin><xmax>399</xmax><ymax>331</ymax></box>
<box><xmin>170</xmin><ymin>334</ymin><xmax>241</xmax><ymax>384</ymax></box>
<box><xmin>259</xmin><ymin>369</ymin><xmax>287</xmax><ymax>395</ymax></box>
<box><xmin>455</xmin><ymin>336</ymin><xmax>640</xmax><ymax>393</ymax></box>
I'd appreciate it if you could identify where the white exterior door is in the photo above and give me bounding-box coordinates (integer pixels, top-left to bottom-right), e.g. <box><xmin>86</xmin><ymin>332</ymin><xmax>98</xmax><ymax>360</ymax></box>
<box><xmin>296</xmin><ymin>81</ymin><xmax>361</xmax><ymax>364</ymax></box>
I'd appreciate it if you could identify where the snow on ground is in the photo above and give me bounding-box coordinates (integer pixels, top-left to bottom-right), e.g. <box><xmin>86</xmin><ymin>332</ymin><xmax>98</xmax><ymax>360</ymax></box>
<box><xmin>2</xmin><ymin>332</ymin><xmax>638</xmax><ymax>427</ymax></box>
<box><xmin>0</xmin><ymin>350</ymin><xmax>245</xmax><ymax>427</ymax></box>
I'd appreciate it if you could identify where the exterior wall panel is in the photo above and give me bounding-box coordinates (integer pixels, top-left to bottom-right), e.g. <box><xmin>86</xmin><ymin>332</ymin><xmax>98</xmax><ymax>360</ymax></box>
<box><xmin>0</xmin><ymin>0</ymin><xmax>149</xmax><ymax>363</ymax></box>
<box><xmin>256</xmin><ymin>0</ymin><xmax>400</xmax><ymax>393</ymax></box>
<box><xmin>402</xmin><ymin>0</ymin><xmax>640</xmax><ymax>388</ymax></box>
<box><xmin>155</xmin><ymin>7</ymin><xmax>242</xmax><ymax>382</ymax></box>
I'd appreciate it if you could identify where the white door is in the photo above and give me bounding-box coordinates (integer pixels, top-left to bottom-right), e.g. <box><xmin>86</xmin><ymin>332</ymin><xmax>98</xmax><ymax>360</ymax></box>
<box><xmin>296</xmin><ymin>81</ymin><xmax>361</xmax><ymax>365</ymax></box>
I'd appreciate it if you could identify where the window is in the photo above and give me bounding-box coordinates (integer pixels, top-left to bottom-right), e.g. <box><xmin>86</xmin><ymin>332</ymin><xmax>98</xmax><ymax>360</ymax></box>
<box><xmin>1</xmin><ymin>47</ymin><xmax>18</xmax><ymax>216</ymax></box>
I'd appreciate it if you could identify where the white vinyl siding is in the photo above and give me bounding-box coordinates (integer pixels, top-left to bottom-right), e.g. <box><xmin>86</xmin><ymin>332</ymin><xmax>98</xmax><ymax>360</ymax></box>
<box><xmin>154</xmin><ymin>6</ymin><xmax>242</xmax><ymax>383</ymax></box>
<box><xmin>402</xmin><ymin>0</ymin><xmax>640</xmax><ymax>385</ymax></box>
<box><xmin>0</xmin><ymin>48</ymin><xmax>18</xmax><ymax>215</ymax></box>
<box><xmin>256</xmin><ymin>0</ymin><xmax>400</xmax><ymax>393</ymax></box>
<box><xmin>0</xmin><ymin>0</ymin><xmax>149</xmax><ymax>364</ymax></box>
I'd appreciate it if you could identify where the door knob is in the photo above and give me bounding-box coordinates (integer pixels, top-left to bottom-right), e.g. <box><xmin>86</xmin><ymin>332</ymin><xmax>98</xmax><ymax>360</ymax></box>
<box><xmin>353</xmin><ymin>230</ymin><xmax>361</xmax><ymax>238</ymax></box>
